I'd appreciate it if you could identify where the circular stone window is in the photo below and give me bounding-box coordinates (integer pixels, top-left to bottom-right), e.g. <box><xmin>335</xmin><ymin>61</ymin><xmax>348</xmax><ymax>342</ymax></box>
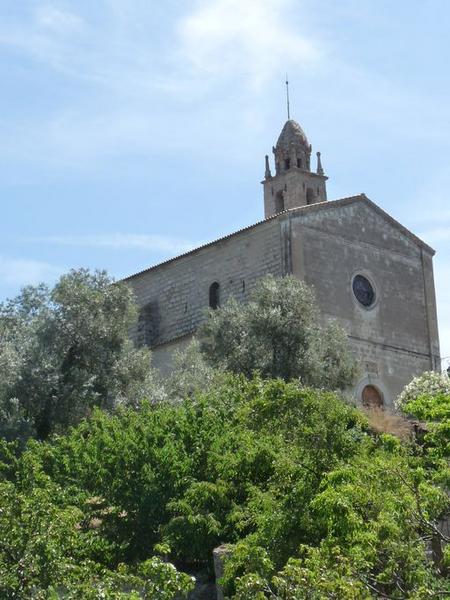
<box><xmin>352</xmin><ymin>274</ymin><xmax>375</xmax><ymax>308</ymax></box>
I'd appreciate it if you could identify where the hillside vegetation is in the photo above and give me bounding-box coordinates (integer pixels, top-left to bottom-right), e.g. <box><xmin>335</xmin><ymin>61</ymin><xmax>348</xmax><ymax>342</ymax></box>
<box><xmin>0</xmin><ymin>270</ymin><xmax>448</xmax><ymax>598</ymax></box>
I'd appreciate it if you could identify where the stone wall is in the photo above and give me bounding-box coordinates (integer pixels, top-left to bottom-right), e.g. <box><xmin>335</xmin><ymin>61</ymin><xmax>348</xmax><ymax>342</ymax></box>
<box><xmin>289</xmin><ymin>197</ymin><xmax>440</xmax><ymax>406</ymax></box>
<box><xmin>263</xmin><ymin>167</ymin><xmax>327</xmax><ymax>218</ymax></box>
<box><xmin>125</xmin><ymin>196</ymin><xmax>440</xmax><ymax>407</ymax></box>
<box><xmin>126</xmin><ymin>218</ymin><xmax>284</xmax><ymax>351</ymax></box>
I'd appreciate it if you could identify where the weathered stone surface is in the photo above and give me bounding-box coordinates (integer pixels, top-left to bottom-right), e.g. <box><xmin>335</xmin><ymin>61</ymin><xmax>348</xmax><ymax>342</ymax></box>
<box><xmin>213</xmin><ymin>545</ymin><xmax>232</xmax><ymax>600</ymax></box>
<box><xmin>126</xmin><ymin>218</ymin><xmax>284</xmax><ymax>371</ymax></box>
<box><xmin>264</xmin><ymin>118</ymin><xmax>327</xmax><ymax>217</ymax></box>
<box><xmin>124</xmin><ymin>120</ymin><xmax>441</xmax><ymax>408</ymax></box>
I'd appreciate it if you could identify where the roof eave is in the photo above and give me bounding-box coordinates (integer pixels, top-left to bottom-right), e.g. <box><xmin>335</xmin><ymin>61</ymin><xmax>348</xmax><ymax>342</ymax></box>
<box><xmin>123</xmin><ymin>194</ymin><xmax>435</xmax><ymax>282</ymax></box>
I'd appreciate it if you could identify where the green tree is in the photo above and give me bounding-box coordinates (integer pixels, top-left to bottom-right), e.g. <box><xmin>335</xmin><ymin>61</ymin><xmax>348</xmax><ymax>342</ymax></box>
<box><xmin>0</xmin><ymin>269</ymin><xmax>161</xmax><ymax>439</ymax></box>
<box><xmin>0</xmin><ymin>478</ymin><xmax>194</xmax><ymax>599</ymax></box>
<box><xmin>0</xmin><ymin>376</ymin><xmax>448</xmax><ymax>598</ymax></box>
<box><xmin>224</xmin><ymin>442</ymin><xmax>450</xmax><ymax>599</ymax></box>
<box><xmin>397</xmin><ymin>371</ymin><xmax>450</xmax><ymax>489</ymax></box>
<box><xmin>199</xmin><ymin>275</ymin><xmax>357</xmax><ymax>389</ymax></box>
<box><xmin>163</xmin><ymin>339</ymin><xmax>226</xmax><ymax>402</ymax></box>
<box><xmin>400</xmin><ymin>382</ymin><xmax>450</xmax><ymax>575</ymax></box>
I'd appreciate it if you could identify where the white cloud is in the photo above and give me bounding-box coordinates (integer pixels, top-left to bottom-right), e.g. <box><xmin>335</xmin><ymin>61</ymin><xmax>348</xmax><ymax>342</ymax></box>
<box><xmin>35</xmin><ymin>5</ymin><xmax>84</xmax><ymax>33</ymax></box>
<box><xmin>0</xmin><ymin>255</ymin><xmax>63</xmax><ymax>287</ymax></box>
<box><xmin>0</xmin><ymin>0</ymin><xmax>448</xmax><ymax>172</ymax></box>
<box><xmin>177</xmin><ymin>0</ymin><xmax>321</xmax><ymax>88</ymax></box>
<box><xmin>0</xmin><ymin>2</ymin><xmax>159</xmax><ymax>91</ymax></box>
<box><xmin>0</xmin><ymin>0</ymin><xmax>326</xmax><ymax>169</ymax></box>
<box><xmin>26</xmin><ymin>233</ymin><xmax>199</xmax><ymax>255</ymax></box>
<box><xmin>0</xmin><ymin>0</ymin><xmax>322</xmax><ymax>94</ymax></box>
<box><xmin>0</xmin><ymin>4</ymin><xmax>89</xmax><ymax>76</ymax></box>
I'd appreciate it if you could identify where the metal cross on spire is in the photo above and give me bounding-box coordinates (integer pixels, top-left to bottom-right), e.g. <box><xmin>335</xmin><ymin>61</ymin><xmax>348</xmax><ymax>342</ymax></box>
<box><xmin>285</xmin><ymin>75</ymin><xmax>291</xmax><ymax>120</ymax></box>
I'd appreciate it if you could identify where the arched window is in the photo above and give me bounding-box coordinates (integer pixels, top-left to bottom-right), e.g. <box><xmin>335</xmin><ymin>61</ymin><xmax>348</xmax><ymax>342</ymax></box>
<box><xmin>136</xmin><ymin>301</ymin><xmax>159</xmax><ymax>347</ymax></box>
<box><xmin>209</xmin><ymin>282</ymin><xmax>220</xmax><ymax>309</ymax></box>
<box><xmin>275</xmin><ymin>191</ymin><xmax>285</xmax><ymax>213</ymax></box>
<box><xmin>306</xmin><ymin>188</ymin><xmax>314</xmax><ymax>205</ymax></box>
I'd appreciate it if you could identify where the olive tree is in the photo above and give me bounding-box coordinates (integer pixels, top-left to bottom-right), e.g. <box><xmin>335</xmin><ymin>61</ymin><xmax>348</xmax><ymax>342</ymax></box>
<box><xmin>0</xmin><ymin>269</ymin><xmax>161</xmax><ymax>439</ymax></box>
<box><xmin>199</xmin><ymin>275</ymin><xmax>357</xmax><ymax>390</ymax></box>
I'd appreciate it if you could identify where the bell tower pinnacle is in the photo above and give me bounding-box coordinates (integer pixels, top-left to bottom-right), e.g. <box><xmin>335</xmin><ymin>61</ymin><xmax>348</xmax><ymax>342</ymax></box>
<box><xmin>262</xmin><ymin>119</ymin><xmax>328</xmax><ymax>218</ymax></box>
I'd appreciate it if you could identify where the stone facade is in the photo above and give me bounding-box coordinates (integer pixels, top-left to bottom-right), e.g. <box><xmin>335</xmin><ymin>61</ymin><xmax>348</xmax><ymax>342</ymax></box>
<box><xmin>124</xmin><ymin>120</ymin><xmax>441</xmax><ymax>407</ymax></box>
<box><xmin>126</xmin><ymin>218</ymin><xmax>284</xmax><ymax>372</ymax></box>
<box><xmin>287</xmin><ymin>196</ymin><xmax>440</xmax><ymax>406</ymax></box>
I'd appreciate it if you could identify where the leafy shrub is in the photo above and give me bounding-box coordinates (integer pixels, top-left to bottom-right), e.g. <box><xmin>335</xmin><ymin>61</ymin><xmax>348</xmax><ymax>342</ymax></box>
<box><xmin>0</xmin><ymin>376</ymin><xmax>448</xmax><ymax>597</ymax></box>
<box><xmin>0</xmin><ymin>269</ymin><xmax>162</xmax><ymax>439</ymax></box>
<box><xmin>398</xmin><ymin>372</ymin><xmax>450</xmax><ymax>489</ymax></box>
<box><xmin>396</xmin><ymin>370</ymin><xmax>450</xmax><ymax>410</ymax></box>
<box><xmin>199</xmin><ymin>275</ymin><xmax>357</xmax><ymax>389</ymax></box>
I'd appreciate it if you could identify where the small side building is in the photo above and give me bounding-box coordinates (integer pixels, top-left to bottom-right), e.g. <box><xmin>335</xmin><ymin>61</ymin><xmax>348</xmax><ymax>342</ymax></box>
<box><xmin>124</xmin><ymin>119</ymin><xmax>440</xmax><ymax>408</ymax></box>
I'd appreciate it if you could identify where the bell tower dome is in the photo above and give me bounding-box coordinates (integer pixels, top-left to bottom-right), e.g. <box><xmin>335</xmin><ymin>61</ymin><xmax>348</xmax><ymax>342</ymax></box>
<box><xmin>263</xmin><ymin>119</ymin><xmax>328</xmax><ymax>218</ymax></box>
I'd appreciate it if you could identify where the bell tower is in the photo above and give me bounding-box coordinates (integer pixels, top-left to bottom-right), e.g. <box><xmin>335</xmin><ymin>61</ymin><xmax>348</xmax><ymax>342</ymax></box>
<box><xmin>263</xmin><ymin>119</ymin><xmax>328</xmax><ymax>219</ymax></box>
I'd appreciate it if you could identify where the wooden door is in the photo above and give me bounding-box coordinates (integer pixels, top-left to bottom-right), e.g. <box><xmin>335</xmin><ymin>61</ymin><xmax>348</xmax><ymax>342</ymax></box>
<box><xmin>362</xmin><ymin>385</ymin><xmax>383</xmax><ymax>409</ymax></box>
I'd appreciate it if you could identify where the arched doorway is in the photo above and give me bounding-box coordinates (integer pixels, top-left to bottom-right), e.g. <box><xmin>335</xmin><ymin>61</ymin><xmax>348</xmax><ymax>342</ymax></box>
<box><xmin>362</xmin><ymin>385</ymin><xmax>383</xmax><ymax>409</ymax></box>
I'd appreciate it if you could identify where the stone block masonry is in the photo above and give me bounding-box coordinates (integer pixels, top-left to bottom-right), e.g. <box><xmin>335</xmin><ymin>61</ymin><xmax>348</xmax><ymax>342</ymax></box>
<box><xmin>125</xmin><ymin>195</ymin><xmax>440</xmax><ymax>408</ymax></box>
<box><xmin>125</xmin><ymin>217</ymin><xmax>283</xmax><ymax>351</ymax></box>
<box><xmin>124</xmin><ymin>116</ymin><xmax>440</xmax><ymax>408</ymax></box>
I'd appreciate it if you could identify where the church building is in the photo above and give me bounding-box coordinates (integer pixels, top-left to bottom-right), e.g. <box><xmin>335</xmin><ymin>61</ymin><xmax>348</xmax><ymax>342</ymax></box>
<box><xmin>124</xmin><ymin>119</ymin><xmax>441</xmax><ymax>408</ymax></box>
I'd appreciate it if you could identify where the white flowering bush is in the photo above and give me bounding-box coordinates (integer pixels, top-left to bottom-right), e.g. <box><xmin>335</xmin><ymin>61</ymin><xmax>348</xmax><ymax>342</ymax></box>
<box><xmin>396</xmin><ymin>370</ymin><xmax>450</xmax><ymax>411</ymax></box>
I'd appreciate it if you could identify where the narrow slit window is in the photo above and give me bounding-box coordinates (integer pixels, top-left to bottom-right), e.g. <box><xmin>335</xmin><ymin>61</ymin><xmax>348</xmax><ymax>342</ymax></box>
<box><xmin>209</xmin><ymin>282</ymin><xmax>220</xmax><ymax>309</ymax></box>
<box><xmin>275</xmin><ymin>191</ymin><xmax>285</xmax><ymax>213</ymax></box>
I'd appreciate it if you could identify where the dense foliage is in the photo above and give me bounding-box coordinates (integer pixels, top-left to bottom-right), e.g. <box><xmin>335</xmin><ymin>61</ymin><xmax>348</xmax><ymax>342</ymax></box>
<box><xmin>396</xmin><ymin>370</ymin><xmax>450</xmax><ymax>410</ymax></box>
<box><xmin>0</xmin><ymin>269</ymin><xmax>158</xmax><ymax>440</ymax></box>
<box><xmin>199</xmin><ymin>275</ymin><xmax>357</xmax><ymax>389</ymax></box>
<box><xmin>0</xmin><ymin>376</ymin><xmax>448</xmax><ymax>598</ymax></box>
<box><xmin>0</xmin><ymin>271</ymin><xmax>448</xmax><ymax>597</ymax></box>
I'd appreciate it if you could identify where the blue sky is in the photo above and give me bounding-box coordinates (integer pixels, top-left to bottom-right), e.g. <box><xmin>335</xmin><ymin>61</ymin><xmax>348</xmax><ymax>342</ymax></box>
<box><xmin>0</xmin><ymin>0</ymin><xmax>449</xmax><ymax>365</ymax></box>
